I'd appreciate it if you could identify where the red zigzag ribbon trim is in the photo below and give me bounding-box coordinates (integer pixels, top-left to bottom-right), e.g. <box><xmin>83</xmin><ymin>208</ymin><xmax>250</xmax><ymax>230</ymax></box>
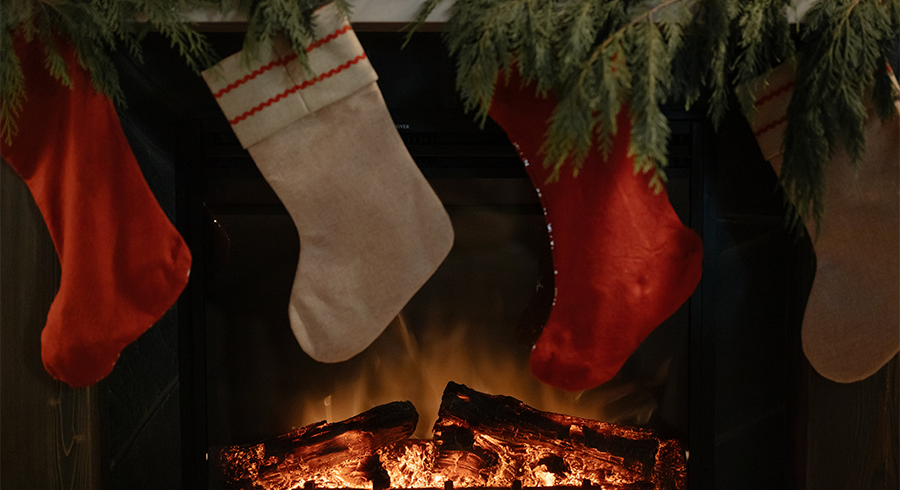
<box><xmin>213</xmin><ymin>24</ymin><xmax>353</xmax><ymax>98</ymax></box>
<box><xmin>754</xmin><ymin>115</ymin><xmax>788</xmax><ymax>137</ymax></box>
<box><xmin>228</xmin><ymin>53</ymin><xmax>368</xmax><ymax>126</ymax></box>
<box><xmin>754</xmin><ymin>81</ymin><xmax>795</xmax><ymax>107</ymax></box>
<box><xmin>306</xmin><ymin>25</ymin><xmax>353</xmax><ymax>51</ymax></box>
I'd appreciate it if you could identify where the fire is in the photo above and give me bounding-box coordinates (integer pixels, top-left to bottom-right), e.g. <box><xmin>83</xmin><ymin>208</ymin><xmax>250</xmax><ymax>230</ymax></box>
<box><xmin>292</xmin><ymin>315</ymin><xmax>662</xmax><ymax>439</ymax></box>
<box><xmin>214</xmin><ymin>383</ymin><xmax>686</xmax><ymax>490</ymax></box>
<box><xmin>233</xmin><ymin>437</ymin><xmax>659</xmax><ymax>489</ymax></box>
<box><xmin>219</xmin><ymin>308</ymin><xmax>683</xmax><ymax>490</ymax></box>
<box><xmin>378</xmin><ymin>441</ymin><xmax>442</xmax><ymax>489</ymax></box>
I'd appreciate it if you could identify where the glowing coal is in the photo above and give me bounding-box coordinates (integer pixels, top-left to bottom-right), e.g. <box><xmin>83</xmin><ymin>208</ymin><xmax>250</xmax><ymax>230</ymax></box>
<box><xmin>214</xmin><ymin>383</ymin><xmax>686</xmax><ymax>490</ymax></box>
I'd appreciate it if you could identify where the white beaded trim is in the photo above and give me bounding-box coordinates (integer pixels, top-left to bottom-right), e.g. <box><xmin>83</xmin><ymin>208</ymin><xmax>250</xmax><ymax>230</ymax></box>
<box><xmin>513</xmin><ymin>140</ymin><xmax>559</xmax><ymax>309</ymax></box>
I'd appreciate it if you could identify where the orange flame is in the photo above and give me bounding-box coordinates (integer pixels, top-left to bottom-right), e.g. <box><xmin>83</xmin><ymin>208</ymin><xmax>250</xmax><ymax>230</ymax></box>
<box><xmin>292</xmin><ymin>315</ymin><xmax>661</xmax><ymax>439</ymax></box>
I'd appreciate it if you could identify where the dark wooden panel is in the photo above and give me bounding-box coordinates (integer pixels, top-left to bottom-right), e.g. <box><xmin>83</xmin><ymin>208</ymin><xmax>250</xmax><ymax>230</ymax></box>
<box><xmin>702</xmin><ymin>105</ymin><xmax>814</xmax><ymax>490</ymax></box>
<box><xmin>0</xmin><ymin>161</ymin><xmax>101</xmax><ymax>490</ymax></box>
<box><xmin>806</xmin><ymin>355</ymin><xmax>899</xmax><ymax>490</ymax></box>
<box><xmin>96</xmin><ymin>103</ymin><xmax>185</xmax><ymax>490</ymax></box>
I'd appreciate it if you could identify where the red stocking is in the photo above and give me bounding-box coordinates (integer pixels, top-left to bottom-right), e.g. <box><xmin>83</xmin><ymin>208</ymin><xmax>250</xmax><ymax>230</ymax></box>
<box><xmin>489</xmin><ymin>75</ymin><xmax>703</xmax><ymax>392</ymax></box>
<box><xmin>0</xmin><ymin>35</ymin><xmax>192</xmax><ymax>387</ymax></box>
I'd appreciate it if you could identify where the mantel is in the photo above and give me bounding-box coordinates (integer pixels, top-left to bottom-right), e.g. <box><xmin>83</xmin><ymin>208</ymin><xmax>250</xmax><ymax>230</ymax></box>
<box><xmin>186</xmin><ymin>0</ymin><xmax>452</xmax><ymax>32</ymax></box>
<box><xmin>185</xmin><ymin>0</ymin><xmax>816</xmax><ymax>32</ymax></box>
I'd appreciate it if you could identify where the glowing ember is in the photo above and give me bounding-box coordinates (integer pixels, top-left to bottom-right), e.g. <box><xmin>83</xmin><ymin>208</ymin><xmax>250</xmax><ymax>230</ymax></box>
<box><xmin>214</xmin><ymin>383</ymin><xmax>686</xmax><ymax>490</ymax></box>
<box><xmin>378</xmin><ymin>441</ymin><xmax>443</xmax><ymax>489</ymax></box>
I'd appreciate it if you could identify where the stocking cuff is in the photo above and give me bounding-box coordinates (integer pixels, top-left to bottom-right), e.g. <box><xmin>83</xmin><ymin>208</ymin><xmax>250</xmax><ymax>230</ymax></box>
<box><xmin>741</xmin><ymin>59</ymin><xmax>797</xmax><ymax>165</ymax></box>
<box><xmin>201</xmin><ymin>3</ymin><xmax>377</xmax><ymax>148</ymax></box>
<box><xmin>743</xmin><ymin>60</ymin><xmax>900</xmax><ymax>169</ymax></box>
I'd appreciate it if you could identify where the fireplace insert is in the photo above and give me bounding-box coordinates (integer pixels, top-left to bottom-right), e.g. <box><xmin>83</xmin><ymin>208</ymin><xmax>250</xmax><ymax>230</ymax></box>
<box><xmin>104</xmin><ymin>27</ymin><xmax>811</xmax><ymax>490</ymax></box>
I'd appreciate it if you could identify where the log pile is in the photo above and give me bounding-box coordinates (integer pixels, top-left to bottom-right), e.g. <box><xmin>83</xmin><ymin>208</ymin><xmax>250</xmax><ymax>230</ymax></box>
<box><xmin>431</xmin><ymin>382</ymin><xmax>685</xmax><ymax>490</ymax></box>
<box><xmin>214</xmin><ymin>401</ymin><xmax>418</xmax><ymax>490</ymax></box>
<box><xmin>213</xmin><ymin>383</ymin><xmax>686</xmax><ymax>490</ymax></box>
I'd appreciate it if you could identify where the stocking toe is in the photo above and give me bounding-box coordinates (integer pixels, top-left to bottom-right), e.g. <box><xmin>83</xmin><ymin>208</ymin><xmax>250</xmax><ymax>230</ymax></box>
<box><xmin>41</xmin><ymin>326</ymin><xmax>120</xmax><ymax>387</ymax></box>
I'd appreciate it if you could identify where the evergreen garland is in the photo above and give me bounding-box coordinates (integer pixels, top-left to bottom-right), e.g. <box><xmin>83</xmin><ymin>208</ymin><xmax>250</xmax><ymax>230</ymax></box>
<box><xmin>0</xmin><ymin>0</ymin><xmax>349</xmax><ymax>144</ymax></box>
<box><xmin>782</xmin><ymin>0</ymin><xmax>900</xmax><ymax>231</ymax></box>
<box><xmin>241</xmin><ymin>0</ymin><xmax>351</xmax><ymax>69</ymax></box>
<box><xmin>1</xmin><ymin>0</ymin><xmax>898</xmax><ymax>230</ymax></box>
<box><xmin>1</xmin><ymin>0</ymin><xmax>217</xmax><ymax>143</ymax></box>
<box><xmin>410</xmin><ymin>0</ymin><xmax>899</xmax><ymax>230</ymax></box>
<box><xmin>408</xmin><ymin>0</ymin><xmax>793</xmax><ymax>191</ymax></box>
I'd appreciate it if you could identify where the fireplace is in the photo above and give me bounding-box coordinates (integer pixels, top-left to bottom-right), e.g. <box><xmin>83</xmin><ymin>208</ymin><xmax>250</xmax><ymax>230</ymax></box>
<box><xmin>167</xmin><ymin>29</ymin><xmax>699</xmax><ymax>490</ymax></box>
<box><xmin>95</xmin><ymin>27</ymin><xmax>814</xmax><ymax>490</ymax></box>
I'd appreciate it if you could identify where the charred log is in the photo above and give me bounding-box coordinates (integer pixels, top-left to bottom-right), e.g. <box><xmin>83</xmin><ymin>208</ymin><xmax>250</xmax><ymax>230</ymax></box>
<box><xmin>214</xmin><ymin>401</ymin><xmax>418</xmax><ymax>490</ymax></box>
<box><xmin>210</xmin><ymin>383</ymin><xmax>685</xmax><ymax>490</ymax></box>
<box><xmin>432</xmin><ymin>383</ymin><xmax>686</xmax><ymax>490</ymax></box>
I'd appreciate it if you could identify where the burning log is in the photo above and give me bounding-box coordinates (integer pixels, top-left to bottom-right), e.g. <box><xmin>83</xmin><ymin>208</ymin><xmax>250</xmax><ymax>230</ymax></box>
<box><xmin>212</xmin><ymin>383</ymin><xmax>686</xmax><ymax>490</ymax></box>
<box><xmin>213</xmin><ymin>401</ymin><xmax>418</xmax><ymax>490</ymax></box>
<box><xmin>432</xmin><ymin>383</ymin><xmax>686</xmax><ymax>490</ymax></box>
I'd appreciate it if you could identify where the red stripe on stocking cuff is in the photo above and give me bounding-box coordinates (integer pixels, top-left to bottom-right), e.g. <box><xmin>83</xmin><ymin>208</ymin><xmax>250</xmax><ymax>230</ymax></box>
<box><xmin>306</xmin><ymin>25</ymin><xmax>353</xmax><ymax>51</ymax></box>
<box><xmin>214</xmin><ymin>25</ymin><xmax>354</xmax><ymax>98</ymax></box>
<box><xmin>753</xmin><ymin>115</ymin><xmax>787</xmax><ymax>137</ymax></box>
<box><xmin>214</xmin><ymin>54</ymin><xmax>298</xmax><ymax>98</ymax></box>
<box><xmin>754</xmin><ymin>81</ymin><xmax>795</xmax><ymax>107</ymax></box>
<box><xmin>228</xmin><ymin>53</ymin><xmax>368</xmax><ymax>126</ymax></box>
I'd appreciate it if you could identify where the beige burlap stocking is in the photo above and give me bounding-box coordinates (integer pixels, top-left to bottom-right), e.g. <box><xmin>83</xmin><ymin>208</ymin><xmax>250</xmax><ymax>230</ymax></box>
<box><xmin>744</xmin><ymin>61</ymin><xmax>900</xmax><ymax>383</ymax></box>
<box><xmin>202</xmin><ymin>3</ymin><xmax>454</xmax><ymax>362</ymax></box>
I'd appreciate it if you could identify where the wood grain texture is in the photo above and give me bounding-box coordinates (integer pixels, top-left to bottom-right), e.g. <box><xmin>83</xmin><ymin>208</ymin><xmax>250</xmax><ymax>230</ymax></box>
<box><xmin>806</xmin><ymin>355</ymin><xmax>899</xmax><ymax>490</ymax></box>
<box><xmin>0</xmin><ymin>161</ymin><xmax>101</xmax><ymax>490</ymax></box>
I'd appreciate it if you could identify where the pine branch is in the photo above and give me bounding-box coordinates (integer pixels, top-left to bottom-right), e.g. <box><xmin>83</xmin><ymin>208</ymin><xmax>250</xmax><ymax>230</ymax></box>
<box><xmin>595</xmin><ymin>0</ymin><xmax>689</xmax><ymax>55</ymax></box>
<box><xmin>1</xmin><ymin>0</ymin><xmax>222</xmax><ymax>143</ymax></box>
<box><xmin>543</xmin><ymin>72</ymin><xmax>597</xmax><ymax>182</ymax></box>
<box><xmin>626</xmin><ymin>13</ymin><xmax>672</xmax><ymax>192</ymax></box>
<box><xmin>52</xmin><ymin>1</ymin><xmax>126</xmax><ymax>104</ymax></box>
<box><xmin>2</xmin><ymin>0</ymin><xmax>39</xmax><ymax>29</ymax></box>
<box><xmin>516</xmin><ymin>0</ymin><xmax>557</xmax><ymax>94</ymax></box>
<box><xmin>403</xmin><ymin>0</ymin><xmax>445</xmax><ymax>48</ymax></box>
<box><xmin>444</xmin><ymin>0</ymin><xmax>701</xmax><ymax>185</ymax></box>
<box><xmin>782</xmin><ymin>0</ymin><xmax>897</xmax><ymax>233</ymax></box>
<box><xmin>38</xmin><ymin>12</ymin><xmax>73</xmax><ymax>88</ymax></box>
<box><xmin>558</xmin><ymin>0</ymin><xmax>601</xmax><ymax>75</ymax></box>
<box><xmin>593</xmin><ymin>39</ymin><xmax>631</xmax><ymax>157</ymax></box>
<box><xmin>732</xmin><ymin>0</ymin><xmax>795</xmax><ymax>120</ymax></box>
<box><xmin>2</xmin><ymin>0</ymin><xmax>895</xmax><ymax>234</ymax></box>
<box><xmin>1</xmin><ymin>28</ymin><xmax>25</xmax><ymax>145</ymax></box>
<box><xmin>704</xmin><ymin>0</ymin><xmax>739</xmax><ymax>128</ymax></box>
<box><xmin>131</xmin><ymin>0</ymin><xmax>217</xmax><ymax>71</ymax></box>
<box><xmin>555</xmin><ymin>0</ymin><xmax>688</xmax><ymax>182</ymax></box>
<box><xmin>445</xmin><ymin>0</ymin><xmax>527</xmax><ymax>125</ymax></box>
<box><xmin>239</xmin><ymin>0</ymin><xmax>348</xmax><ymax>74</ymax></box>
<box><xmin>538</xmin><ymin>1</ymin><xmax>617</xmax><ymax>176</ymax></box>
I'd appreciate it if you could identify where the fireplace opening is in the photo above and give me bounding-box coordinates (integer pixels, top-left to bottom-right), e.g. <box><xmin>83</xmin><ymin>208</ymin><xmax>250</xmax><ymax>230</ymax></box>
<box><xmin>173</xmin><ymin>30</ymin><xmax>698</xmax><ymax>490</ymax></box>
<box><xmin>212</xmin><ymin>382</ymin><xmax>686</xmax><ymax>490</ymax></box>
<box><xmin>198</xmin><ymin>158</ymin><xmax>693</xmax><ymax>442</ymax></box>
